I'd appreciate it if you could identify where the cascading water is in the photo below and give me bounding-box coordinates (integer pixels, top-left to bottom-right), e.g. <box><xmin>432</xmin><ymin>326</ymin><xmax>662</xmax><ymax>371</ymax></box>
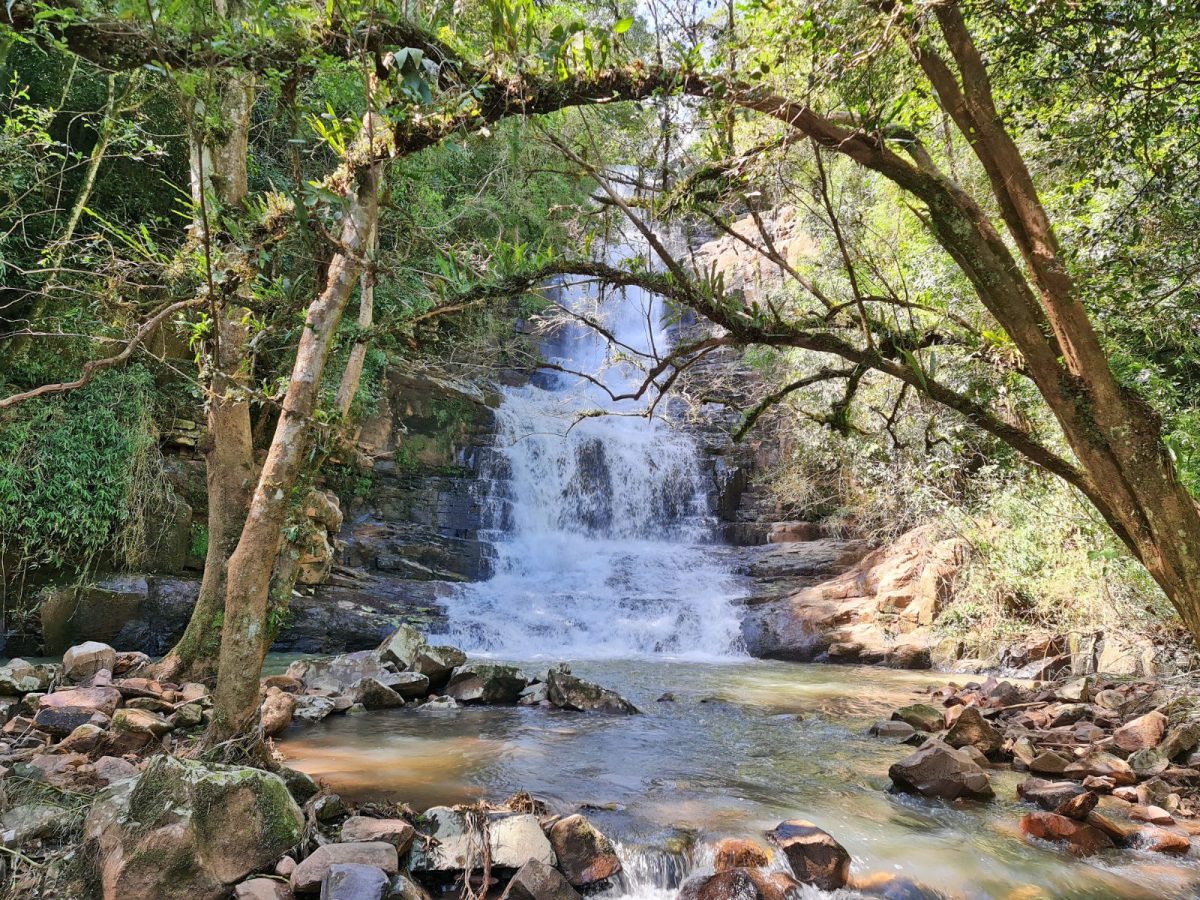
<box><xmin>437</xmin><ymin>235</ymin><xmax>746</xmax><ymax>660</ymax></box>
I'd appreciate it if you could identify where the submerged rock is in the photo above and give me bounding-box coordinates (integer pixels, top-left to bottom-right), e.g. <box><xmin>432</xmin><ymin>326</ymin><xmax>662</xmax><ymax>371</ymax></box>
<box><xmin>888</xmin><ymin>740</ymin><xmax>994</xmax><ymax>801</ymax></box>
<box><xmin>1019</xmin><ymin>812</ymin><xmax>1114</xmax><ymax>857</ymax></box>
<box><xmin>713</xmin><ymin>838</ymin><xmax>770</xmax><ymax>872</ymax></box>
<box><xmin>766</xmin><ymin>819</ymin><xmax>850</xmax><ymax>891</ymax></box>
<box><xmin>678</xmin><ymin>868</ymin><xmax>799</xmax><ymax>900</ymax></box>
<box><xmin>85</xmin><ymin>755</ymin><xmax>304</xmax><ymax>900</ymax></box>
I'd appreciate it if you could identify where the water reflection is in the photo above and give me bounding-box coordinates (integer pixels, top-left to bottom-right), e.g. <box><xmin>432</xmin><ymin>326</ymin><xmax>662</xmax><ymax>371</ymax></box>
<box><xmin>279</xmin><ymin>659</ymin><xmax>1200</xmax><ymax>898</ymax></box>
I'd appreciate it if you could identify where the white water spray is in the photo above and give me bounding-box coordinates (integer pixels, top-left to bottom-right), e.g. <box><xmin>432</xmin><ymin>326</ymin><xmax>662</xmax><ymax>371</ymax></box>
<box><xmin>438</xmin><ymin>236</ymin><xmax>746</xmax><ymax>660</ymax></box>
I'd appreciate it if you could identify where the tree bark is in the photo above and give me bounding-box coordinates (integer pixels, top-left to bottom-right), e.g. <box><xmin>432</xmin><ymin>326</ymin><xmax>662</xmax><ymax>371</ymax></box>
<box><xmin>209</xmin><ymin>134</ymin><xmax>385</xmax><ymax>740</ymax></box>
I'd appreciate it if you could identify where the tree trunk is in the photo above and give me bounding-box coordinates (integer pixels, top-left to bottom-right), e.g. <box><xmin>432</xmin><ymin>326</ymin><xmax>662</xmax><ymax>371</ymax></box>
<box><xmin>208</xmin><ymin>144</ymin><xmax>384</xmax><ymax>740</ymax></box>
<box><xmin>151</xmin><ymin>69</ymin><xmax>255</xmax><ymax>682</ymax></box>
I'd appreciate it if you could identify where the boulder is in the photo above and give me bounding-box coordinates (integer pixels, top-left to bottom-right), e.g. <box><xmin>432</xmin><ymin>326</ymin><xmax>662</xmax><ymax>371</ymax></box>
<box><xmin>1130</xmin><ymin>805</ymin><xmax>1174</xmax><ymax>825</ymax></box>
<box><xmin>713</xmin><ymin>839</ymin><xmax>769</xmax><ymax>872</ymax></box>
<box><xmin>890</xmin><ymin>704</ymin><xmax>943</xmax><ymax>733</ymax></box>
<box><xmin>341</xmin><ymin>817</ymin><xmax>415</xmax><ymax>852</ymax></box>
<box><xmin>85</xmin><ymin>756</ymin><xmax>304</xmax><ymax>900</ymax></box>
<box><xmin>111</xmin><ymin>707</ymin><xmax>172</xmax><ymax>738</ymax></box>
<box><xmin>766</xmin><ymin>820</ymin><xmax>850</xmax><ymax>891</ymax></box>
<box><xmin>321</xmin><ymin>863</ymin><xmax>389</xmax><ymax>900</ymax></box>
<box><xmin>350</xmin><ymin>678</ymin><xmax>406</xmax><ymax>711</ymax></box>
<box><xmin>1019</xmin><ymin>812</ymin><xmax>1114</xmax><ymax>857</ymax></box>
<box><xmin>501</xmin><ymin>858</ymin><xmax>581</xmax><ymax>900</ymax></box>
<box><xmin>293</xmin><ymin>695</ymin><xmax>337</xmax><ymax>724</ymax></box>
<box><xmin>943</xmin><ymin>707</ymin><xmax>1002</xmax><ymax>755</ymax></box>
<box><xmin>1028</xmin><ymin>751</ymin><xmax>1071</xmax><ymax>775</ymax></box>
<box><xmin>1128</xmin><ymin>748</ymin><xmax>1169</xmax><ymax>777</ymax></box>
<box><xmin>888</xmin><ymin>740</ymin><xmax>994</xmax><ymax>801</ymax></box>
<box><xmin>547</xmin><ymin>814</ymin><xmax>621</xmax><ymax>887</ymax></box>
<box><xmin>1053</xmin><ymin>791</ymin><xmax>1098</xmax><ymax>821</ymax></box>
<box><xmin>1160</xmin><ymin>723</ymin><xmax>1200</xmax><ymax>760</ymax></box>
<box><xmin>59</xmin><ymin>722</ymin><xmax>106</xmax><ymax>754</ymax></box>
<box><xmin>544</xmin><ymin>667</ymin><xmax>638</xmax><ymax>714</ymax></box>
<box><xmin>291</xmin><ymin>843</ymin><xmax>399</xmax><ymax>894</ymax></box>
<box><xmin>262</xmin><ymin>689</ymin><xmax>297</xmax><ymax>736</ymax></box>
<box><xmin>1062</xmin><ymin>751</ymin><xmax>1135</xmax><ymax>786</ymax></box>
<box><xmin>35</xmin><ymin>686</ymin><xmax>122</xmax><ymax>736</ymax></box>
<box><xmin>62</xmin><ymin>641</ymin><xmax>118</xmax><ymax>681</ymax></box>
<box><xmin>1017</xmin><ymin>779</ymin><xmax>1086</xmax><ymax>811</ymax></box>
<box><xmin>378</xmin><ymin>626</ymin><xmax>466</xmax><ymax>687</ymax></box>
<box><xmin>1</xmin><ymin>802</ymin><xmax>64</xmax><ymax>845</ymax></box>
<box><xmin>410</xmin><ymin>808</ymin><xmax>554</xmax><ymax>873</ymax></box>
<box><xmin>446</xmin><ymin>664</ymin><xmax>528</xmax><ymax>705</ymax></box>
<box><xmin>1112</xmin><ymin>711</ymin><xmax>1167</xmax><ymax>753</ymax></box>
<box><xmin>288</xmin><ymin>652</ymin><xmax>387</xmax><ymax>695</ymax></box>
<box><xmin>379</xmin><ymin>671</ymin><xmax>430</xmax><ymax>699</ymax></box>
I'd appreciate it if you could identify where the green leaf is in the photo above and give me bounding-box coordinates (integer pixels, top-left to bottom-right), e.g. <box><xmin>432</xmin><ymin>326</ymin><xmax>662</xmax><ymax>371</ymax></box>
<box><xmin>614</xmin><ymin>17</ymin><xmax>633</xmax><ymax>34</ymax></box>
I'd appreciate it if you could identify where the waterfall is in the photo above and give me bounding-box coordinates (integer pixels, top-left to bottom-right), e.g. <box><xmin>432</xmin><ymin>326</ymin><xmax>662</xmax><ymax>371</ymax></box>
<box><xmin>437</xmin><ymin>235</ymin><xmax>746</xmax><ymax>660</ymax></box>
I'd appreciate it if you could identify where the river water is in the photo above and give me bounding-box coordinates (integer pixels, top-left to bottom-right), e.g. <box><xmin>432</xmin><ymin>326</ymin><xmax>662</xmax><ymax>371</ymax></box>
<box><xmin>280</xmin><ymin>232</ymin><xmax>1200</xmax><ymax>898</ymax></box>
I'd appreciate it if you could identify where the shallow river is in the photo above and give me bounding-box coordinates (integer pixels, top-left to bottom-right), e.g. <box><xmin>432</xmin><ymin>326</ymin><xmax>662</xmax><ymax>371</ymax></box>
<box><xmin>278</xmin><ymin>657</ymin><xmax>1200</xmax><ymax>899</ymax></box>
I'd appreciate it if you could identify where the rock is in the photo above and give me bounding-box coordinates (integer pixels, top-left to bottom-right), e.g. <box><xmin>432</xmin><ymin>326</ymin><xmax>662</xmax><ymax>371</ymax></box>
<box><xmin>341</xmin><ymin>817</ymin><xmax>415</xmax><ymax>852</ymax></box>
<box><xmin>26</xmin><ymin>751</ymin><xmax>89</xmax><ymax>789</ymax></box>
<box><xmin>262</xmin><ymin>690</ymin><xmax>297</xmax><ymax>736</ymax></box>
<box><xmin>1086</xmin><ymin>811</ymin><xmax>1138</xmax><ymax>843</ymax></box>
<box><xmin>235</xmin><ymin>878</ymin><xmax>294</xmax><ymax>899</ymax></box>
<box><xmin>678</xmin><ymin>868</ymin><xmax>799</xmax><ymax>900</ymax></box>
<box><xmin>1160</xmin><ymin>723</ymin><xmax>1200</xmax><ymax>760</ymax></box>
<box><xmin>1130</xmin><ymin>805</ymin><xmax>1174</xmax><ymax>825</ymax></box>
<box><xmin>1028</xmin><ymin>751</ymin><xmax>1071</xmax><ymax>775</ymax></box>
<box><xmin>410</xmin><ymin>809</ymin><xmax>554</xmax><ymax>872</ymax></box>
<box><xmin>520</xmin><ymin>683</ymin><xmax>550</xmax><ymax>707</ymax></box>
<box><xmin>112</xmin><ymin>707</ymin><xmax>172</xmax><ymax>738</ymax></box>
<box><xmin>62</xmin><ymin>641</ymin><xmax>118</xmax><ymax>681</ymax></box>
<box><xmin>1128</xmin><ymin>748</ymin><xmax>1169</xmax><ymax>777</ymax></box>
<box><xmin>378</xmin><ymin>626</ymin><xmax>466</xmax><ymax>687</ymax></box>
<box><xmin>888</xmin><ymin>740</ymin><xmax>994</xmax><ymax>800</ymax></box>
<box><xmin>943</xmin><ymin>707</ymin><xmax>1002</xmax><ymax>755</ymax></box>
<box><xmin>446</xmin><ymin>664</ymin><xmax>529</xmax><ymax>705</ymax></box>
<box><xmin>766</xmin><ymin>820</ymin><xmax>849</xmax><ymax>891</ymax></box>
<box><xmin>501</xmin><ymin>858</ymin><xmax>581</xmax><ymax>900</ymax></box>
<box><xmin>85</xmin><ymin>755</ymin><xmax>304</xmax><ymax>899</ymax></box>
<box><xmin>93</xmin><ymin>755</ymin><xmax>139</xmax><ymax>785</ymax></box>
<box><xmin>1054</xmin><ymin>791</ymin><xmax>1098</xmax><ymax>821</ymax></box>
<box><xmin>421</xmin><ymin>696</ymin><xmax>459</xmax><ymax>710</ymax></box>
<box><xmin>321</xmin><ymin>864</ymin><xmax>389</xmax><ymax>900</ymax></box>
<box><xmin>1</xmin><ymin>802</ymin><xmax>64</xmax><ymax>845</ymax></box>
<box><xmin>1063</xmin><ymin>751</ymin><xmax>1135</xmax><ymax>786</ymax></box>
<box><xmin>1113</xmin><ymin>710</ymin><xmax>1167</xmax><ymax>753</ymax></box>
<box><xmin>1082</xmin><ymin>776</ymin><xmax>1116</xmax><ymax>793</ymax></box>
<box><xmin>1019</xmin><ymin>812</ymin><xmax>1114</xmax><ymax>857</ymax></box>
<box><xmin>547</xmin><ymin>814</ymin><xmax>621</xmax><ymax>887</ymax></box>
<box><xmin>34</xmin><ymin>686</ymin><xmax>122</xmax><ymax>736</ymax></box>
<box><xmin>713</xmin><ymin>839</ymin><xmax>770</xmax><ymax>872</ymax></box>
<box><xmin>350</xmin><ymin>678</ymin><xmax>406</xmax><ymax>710</ymax></box>
<box><xmin>869</xmin><ymin>720</ymin><xmax>916</xmax><ymax>741</ymax></box>
<box><xmin>291</xmin><ymin>843</ymin><xmax>399</xmax><ymax>894</ymax></box>
<box><xmin>173</xmin><ymin>701</ymin><xmax>204</xmax><ymax>728</ymax></box>
<box><xmin>386</xmin><ymin>874</ymin><xmax>431</xmax><ymax>900</ymax></box>
<box><xmin>545</xmin><ymin>667</ymin><xmax>638</xmax><ymax>714</ymax></box>
<box><xmin>1130</xmin><ymin>826</ymin><xmax>1190</xmax><ymax>854</ymax></box>
<box><xmin>378</xmin><ymin>671</ymin><xmax>430</xmax><ymax>699</ymax></box>
<box><xmin>1017</xmin><ymin>779</ymin><xmax>1086</xmax><ymax>811</ymax></box>
<box><xmin>278</xmin><ymin>858</ymin><xmax>298</xmax><ymax>878</ymax></box>
<box><xmin>288</xmin><ymin>652</ymin><xmax>387</xmax><ymax>695</ymax></box>
<box><xmin>890</xmin><ymin>704</ymin><xmax>943</xmax><ymax>733</ymax></box>
<box><xmin>293</xmin><ymin>695</ymin><xmax>337</xmax><ymax>724</ymax></box>
<box><xmin>59</xmin><ymin>722</ymin><xmax>106</xmax><ymax>754</ymax></box>
<box><xmin>312</xmin><ymin>794</ymin><xmax>347</xmax><ymax>823</ymax></box>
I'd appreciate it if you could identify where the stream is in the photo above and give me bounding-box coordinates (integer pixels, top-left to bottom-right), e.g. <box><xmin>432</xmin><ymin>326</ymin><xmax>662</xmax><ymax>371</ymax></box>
<box><xmin>281</xmin><ymin>229</ymin><xmax>1200</xmax><ymax>898</ymax></box>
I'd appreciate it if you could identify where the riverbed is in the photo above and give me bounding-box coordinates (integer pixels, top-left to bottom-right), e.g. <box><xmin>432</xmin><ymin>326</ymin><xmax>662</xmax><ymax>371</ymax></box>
<box><xmin>279</xmin><ymin>657</ymin><xmax>1200</xmax><ymax>899</ymax></box>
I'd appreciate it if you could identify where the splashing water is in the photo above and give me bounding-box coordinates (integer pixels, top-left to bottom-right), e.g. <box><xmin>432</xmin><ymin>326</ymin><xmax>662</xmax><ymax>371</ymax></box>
<box><xmin>437</xmin><ymin>239</ymin><xmax>746</xmax><ymax>661</ymax></box>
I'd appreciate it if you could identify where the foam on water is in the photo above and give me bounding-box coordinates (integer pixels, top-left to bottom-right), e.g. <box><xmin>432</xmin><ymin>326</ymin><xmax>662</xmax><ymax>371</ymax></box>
<box><xmin>436</xmin><ymin>235</ymin><xmax>745</xmax><ymax>661</ymax></box>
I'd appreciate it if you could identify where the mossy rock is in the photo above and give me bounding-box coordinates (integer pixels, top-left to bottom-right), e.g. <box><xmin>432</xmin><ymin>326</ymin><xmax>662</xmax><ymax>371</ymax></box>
<box><xmin>85</xmin><ymin>755</ymin><xmax>303</xmax><ymax>899</ymax></box>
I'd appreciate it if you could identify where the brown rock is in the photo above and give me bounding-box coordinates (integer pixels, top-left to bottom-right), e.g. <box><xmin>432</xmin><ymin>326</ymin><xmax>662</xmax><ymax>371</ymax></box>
<box><xmin>891</xmin><ymin>704</ymin><xmax>944</xmax><ymax>733</ymax></box>
<box><xmin>290</xmin><ymin>842</ymin><xmax>399</xmax><ymax>893</ymax></box>
<box><xmin>340</xmin><ymin>816</ymin><xmax>415</xmax><ymax>852</ymax></box>
<box><xmin>713</xmin><ymin>838</ymin><xmax>769</xmax><ymax>872</ymax></box>
<box><xmin>678</xmin><ymin>869</ymin><xmax>799</xmax><ymax>900</ymax></box>
<box><xmin>260</xmin><ymin>690</ymin><xmax>296</xmax><ymax>738</ymax></box>
<box><xmin>944</xmin><ymin>706</ymin><xmax>1002</xmax><ymax>755</ymax></box>
<box><xmin>1113</xmin><ymin>711</ymin><xmax>1167</xmax><ymax>753</ymax></box>
<box><xmin>1130</xmin><ymin>826</ymin><xmax>1190</xmax><ymax>854</ymax></box>
<box><xmin>1019</xmin><ymin>812</ymin><xmax>1114</xmax><ymax>857</ymax></box>
<box><xmin>1053</xmin><ymin>791</ymin><xmax>1098</xmax><ymax>821</ymax></box>
<box><xmin>1082</xmin><ymin>776</ymin><xmax>1115</xmax><ymax>793</ymax></box>
<box><xmin>1159</xmin><ymin>723</ymin><xmax>1200</xmax><ymax>760</ymax></box>
<box><xmin>1016</xmin><ymin>778</ymin><xmax>1085</xmax><ymax>811</ymax></box>
<box><xmin>1113</xmin><ymin>786</ymin><xmax>1139</xmax><ymax>803</ymax></box>
<box><xmin>765</xmin><ymin>820</ymin><xmax>850</xmax><ymax>891</ymax></box>
<box><xmin>548</xmin><ymin>815</ymin><xmax>622</xmax><ymax>887</ymax></box>
<box><xmin>501</xmin><ymin>859</ymin><xmax>581</xmax><ymax>900</ymax></box>
<box><xmin>234</xmin><ymin>878</ymin><xmax>293</xmax><ymax>899</ymax></box>
<box><xmin>62</xmin><ymin>641</ymin><xmax>117</xmax><ymax>681</ymax></box>
<box><xmin>38</xmin><ymin>686</ymin><xmax>121</xmax><ymax>716</ymax></box>
<box><xmin>1028</xmin><ymin>751</ymin><xmax>1071</xmax><ymax>775</ymax></box>
<box><xmin>888</xmin><ymin>740</ymin><xmax>994</xmax><ymax>801</ymax></box>
<box><xmin>1062</xmin><ymin>751</ymin><xmax>1135</xmax><ymax>786</ymax></box>
<box><xmin>1130</xmin><ymin>805</ymin><xmax>1174</xmax><ymax>825</ymax></box>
